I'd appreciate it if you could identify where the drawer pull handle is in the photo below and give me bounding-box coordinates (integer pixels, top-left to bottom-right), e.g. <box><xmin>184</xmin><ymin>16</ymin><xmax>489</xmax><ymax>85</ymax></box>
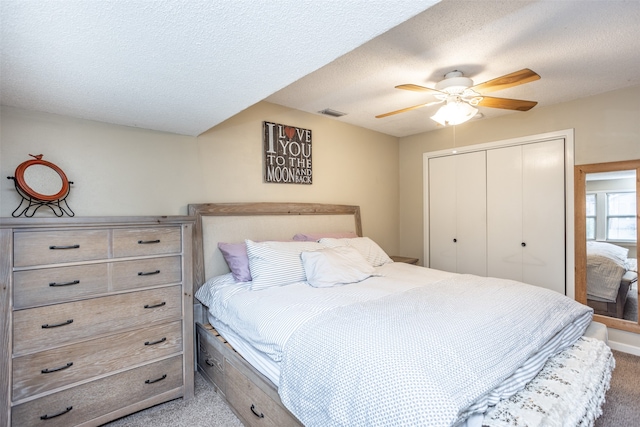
<box><xmin>144</xmin><ymin>301</ymin><xmax>166</xmax><ymax>309</ymax></box>
<box><xmin>145</xmin><ymin>337</ymin><xmax>167</xmax><ymax>346</ymax></box>
<box><xmin>40</xmin><ymin>406</ymin><xmax>73</xmax><ymax>420</ymax></box>
<box><xmin>145</xmin><ymin>374</ymin><xmax>167</xmax><ymax>384</ymax></box>
<box><xmin>49</xmin><ymin>280</ymin><xmax>80</xmax><ymax>287</ymax></box>
<box><xmin>206</xmin><ymin>358</ymin><xmax>223</xmax><ymax>370</ymax></box>
<box><xmin>42</xmin><ymin>362</ymin><xmax>73</xmax><ymax>374</ymax></box>
<box><xmin>138</xmin><ymin>239</ymin><xmax>161</xmax><ymax>244</ymax></box>
<box><xmin>250</xmin><ymin>404</ymin><xmax>264</xmax><ymax>419</ymax></box>
<box><xmin>42</xmin><ymin>319</ymin><xmax>73</xmax><ymax>328</ymax></box>
<box><xmin>138</xmin><ymin>270</ymin><xmax>161</xmax><ymax>276</ymax></box>
<box><xmin>49</xmin><ymin>244</ymin><xmax>80</xmax><ymax>250</ymax></box>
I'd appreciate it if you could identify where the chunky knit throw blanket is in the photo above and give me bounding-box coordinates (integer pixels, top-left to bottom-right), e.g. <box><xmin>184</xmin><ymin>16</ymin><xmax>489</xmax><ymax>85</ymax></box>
<box><xmin>483</xmin><ymin>336</ymin><xmax>614</xmax><ymax>427</ymax></box>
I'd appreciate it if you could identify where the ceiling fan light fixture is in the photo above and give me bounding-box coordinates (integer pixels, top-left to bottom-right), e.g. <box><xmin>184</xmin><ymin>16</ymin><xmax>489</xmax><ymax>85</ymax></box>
<box><xmin>430</xmin><ymin>99</ymin><xmax>478</xmax><ymax>126</ymax></box>
<box><xmin>376</xmin><ymin>69</ymin><xmax>539</xmax><ymax>124</ymax></box>
<box><xmin>434</xmin><ymin>71</ymin><xmax>473</xmax><ymax>94</ymax></box>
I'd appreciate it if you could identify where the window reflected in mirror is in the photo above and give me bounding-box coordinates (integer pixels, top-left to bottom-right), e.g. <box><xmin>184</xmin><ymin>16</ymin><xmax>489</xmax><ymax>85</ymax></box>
<box><xmin>586</xmin><ymin>170</ymin><xmax>637</xmax><ymax>244</ymax></box>
<box><xmin>608</xmin><ymin>192</ymin><xmax>637</xmax><ymax>240</ymax></box>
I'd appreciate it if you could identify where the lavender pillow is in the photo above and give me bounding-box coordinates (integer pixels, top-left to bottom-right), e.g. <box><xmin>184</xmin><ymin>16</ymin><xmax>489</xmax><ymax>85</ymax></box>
<box><xmin>218</xmin><ymin>242</ymin><xmax>252</xmax><ymax>282</ymax></box>
<box><xmin>293</xmin><ymin>231</ymin><xmax>358</xmax><ymax>242</ymax></box>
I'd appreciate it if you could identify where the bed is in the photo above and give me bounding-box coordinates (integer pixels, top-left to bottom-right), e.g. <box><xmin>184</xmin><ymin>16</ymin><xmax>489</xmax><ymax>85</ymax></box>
<box><xmin>189</xmin><ymin>202</ymin><xmax>614</xmax><ymax>427</ymax></box>
<box><xmin>586</xmin><ymin>241</ymin><xmax>638</xmax><ymax>319</ymax></box>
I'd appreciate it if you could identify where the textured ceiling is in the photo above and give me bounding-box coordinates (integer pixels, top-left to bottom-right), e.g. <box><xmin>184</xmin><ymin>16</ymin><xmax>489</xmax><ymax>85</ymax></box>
<box><xmin>0</xmin><ymin>0</ymin><xmax>439</xmax><ymax>136</ymax></box>
<box><xmin>268</xmin><ymin>0</ymin><xmax>640</xmax><ymax>137</ymax></box>
<box><xmin>2</xmin><ymin>1</ymin><xmax>639</xmax><ymax>139</ymax></box>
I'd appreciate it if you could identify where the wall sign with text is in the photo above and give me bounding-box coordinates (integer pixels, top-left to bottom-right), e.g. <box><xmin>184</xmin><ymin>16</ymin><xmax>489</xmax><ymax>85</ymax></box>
<box><xmin>263</xmin><ymin>121</ymin><xmax>312</xmax><ymax>184</ymax></box>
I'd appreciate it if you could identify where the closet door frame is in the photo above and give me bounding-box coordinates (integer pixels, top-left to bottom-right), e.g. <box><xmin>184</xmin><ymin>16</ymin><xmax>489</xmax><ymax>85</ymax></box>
<box><xmin>423</xmin><ymin>129</ymin><xmax>575</xmax><ymax>297</ymax></box>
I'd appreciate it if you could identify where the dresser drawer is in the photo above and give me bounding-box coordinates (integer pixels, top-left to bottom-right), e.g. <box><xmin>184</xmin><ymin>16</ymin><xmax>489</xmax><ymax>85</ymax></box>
<box><xmin>13</xmin><ymin>264</ymin><xmax>109</xmax><ymax>309</ymax></box>
<box><xmin>11</xmin><ymin>355</ymin><xmax>183</xmax><ymax>427</ymax></box>
<box><xmin>14</xmin><ymin>230</ymin><xmax>109</xmax><ymax>267</ymax></box>
<box><xmin>112</xmin><ymin>227</ymin><xmax>182</xmax><ymax>258</ymax></box>
<box><xmin>112</xmin><ymin>256</ymin><xmax>182</xmax><ymax>291</ymax></box>
<box><xmin>13</xmin><ymin>320</ymin><xmax>183</xmax><ymax>400</ymax></box>
<box><xmin>13</xmin><ymin>286</ymin><xmax>182</xmax><ymax>355</ymax></box>
<box><xmin>226</xmin><ymin>361</ymin><xmax>301</xmax><ymax>427</ymax></box>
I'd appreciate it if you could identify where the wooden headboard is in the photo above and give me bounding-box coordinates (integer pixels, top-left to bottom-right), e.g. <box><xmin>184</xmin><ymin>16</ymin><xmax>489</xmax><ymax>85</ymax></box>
<box><xmin>187</xmin><ymin>202</ymin><xmax>362</xmax><ymax>292</ymax></box>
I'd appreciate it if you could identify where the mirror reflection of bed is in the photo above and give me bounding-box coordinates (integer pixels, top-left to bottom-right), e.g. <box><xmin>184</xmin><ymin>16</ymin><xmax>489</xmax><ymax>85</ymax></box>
<box><xmin>580</xmin><ymin>166</ymin><xmax>638</xmax><ymax>325</ymax></box>
<box><xmin>586</xmin><ymin>241</ymin><xmax>637</xmax><ymax>321</ymax></box>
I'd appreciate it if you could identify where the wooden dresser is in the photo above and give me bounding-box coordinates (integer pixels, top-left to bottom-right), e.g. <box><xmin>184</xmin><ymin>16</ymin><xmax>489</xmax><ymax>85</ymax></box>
<box><xmin>0</xmin><ymin>216</ymin><xmax>195</xmax><ymax>427</ymax></box>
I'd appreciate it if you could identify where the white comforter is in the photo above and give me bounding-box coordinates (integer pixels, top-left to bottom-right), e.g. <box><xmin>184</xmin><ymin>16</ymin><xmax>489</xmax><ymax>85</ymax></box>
<box><xmin>197</xmin><ymin>263</ymin><xmax>455</xmax><ymax>363</ymax></box>
<box><xmin>196</xmin><ymin>263</ymin><xmax>593</xmax><ymax>427</ymax></box>
<box><xmin>279</xmin><ymin>273</ymin><xmax>592</xmax><ymax>427</ymax></box>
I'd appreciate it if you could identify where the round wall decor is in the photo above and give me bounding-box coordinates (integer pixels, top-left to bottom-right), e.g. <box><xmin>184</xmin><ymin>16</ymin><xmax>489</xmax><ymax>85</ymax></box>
<box><xmin>8</xmin><ymin>154</ymin><xmax>74</xmax><ymax>217</ymax></box>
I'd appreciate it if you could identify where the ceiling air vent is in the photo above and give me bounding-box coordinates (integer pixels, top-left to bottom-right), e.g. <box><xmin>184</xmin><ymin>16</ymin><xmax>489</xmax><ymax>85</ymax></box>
<box><xmin>318</xmin><ymin>108</ymin><xmax>347</xmax><ymax>118</ymax></box>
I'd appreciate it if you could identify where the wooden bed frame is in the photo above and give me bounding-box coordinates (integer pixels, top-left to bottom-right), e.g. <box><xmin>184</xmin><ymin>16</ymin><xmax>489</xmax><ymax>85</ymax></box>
<box><xmin>587</xmin><ymin>271</ymin><xmax>638</xmax><ymax>319</ymax></box>
<box><xmin>187</xmin><ymin>201</ymin><xmax>610</xmax><ymax>427</ymax></box>
<box><xmin>188</xmin><ymin>202</ymin><xmax>362</xmax><ymax>426</ymax></box>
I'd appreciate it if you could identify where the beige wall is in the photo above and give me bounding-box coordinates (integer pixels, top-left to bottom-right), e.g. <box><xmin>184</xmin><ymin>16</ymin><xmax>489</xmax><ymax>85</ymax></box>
<box><xmin>398</xmin><ymin>84</ymin><xmax>640</xmax><ymax>264</ymax></box>
<box><xmin>0</xmin><ymin>101</ymin><xmax>400</xmax><ymax>254</ymax></box>
<box><xmin>1</xmin><ymin>107</ymin><xmax>201</xmax><ymax>216</ymax></box>
<box><xmin>195</xmin><ymin>102</ymin><xmax>400</xmax><ymax>252</ymax></box>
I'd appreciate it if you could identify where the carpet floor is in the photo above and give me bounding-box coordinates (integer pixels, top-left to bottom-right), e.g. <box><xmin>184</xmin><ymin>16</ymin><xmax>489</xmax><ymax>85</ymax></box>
<box><xmin>104</xmin><ymin>350</ymin><xmax>640</xmax><ymax>427</ymax></box>
<box><xmin>595</xmin><ymin>350</ymin><xmax>640</xmax><ymax>427</ymax></box>
<box><xmin>103</xmin><ymin>372</ymin><xmax>242</xmax><ymax>427</ymax></box>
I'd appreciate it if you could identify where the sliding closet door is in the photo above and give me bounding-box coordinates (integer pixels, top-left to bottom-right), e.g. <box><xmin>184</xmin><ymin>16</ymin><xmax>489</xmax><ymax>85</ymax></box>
<box><xmin>429</xmin><ymin>155</ymin><xmax>457</xmax><ymax>273</ymax></box>
<box><xmin>487</xmin><ymin>139</ymin><xmax>565</xmax><ymax>293</ymax></box>
<box><xmin>521</xmin><ymin>139</ymin><xmax>565</xmax><ymax>293</ymax></box>
<box><xmin>429</xmin><ymin>151</ymin><xmax>487</xmax><ymax>275</ymax></box>
<box><xmin>487</xmin><ymin>145</ymin><xmax>524</xmax><ymax>282</ymax></box>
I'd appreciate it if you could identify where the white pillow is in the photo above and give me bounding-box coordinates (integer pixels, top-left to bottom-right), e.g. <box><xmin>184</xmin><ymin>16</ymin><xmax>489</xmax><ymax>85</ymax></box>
<box><xmin>318</xmin><ymin>236</ymin><xmax>393</xmax><ymax>267</ymax></box>
<box><xmin>301</xmin><ymin>246</ymin><xmax>377</xmax><ymax>288</ymax></box>
<box><xmin>245</xmin><ymin>240</ymin><xmax>323</xmax><ymax>291</ymax></box>
<box><xmin>587</xmin><ymin>241</ymin><xmax>629</xmax><ymax>267</ymax></box>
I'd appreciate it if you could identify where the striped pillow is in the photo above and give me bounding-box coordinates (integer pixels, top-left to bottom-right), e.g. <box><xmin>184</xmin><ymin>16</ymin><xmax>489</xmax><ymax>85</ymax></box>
<box><xmin>246</xmin><ymin>240</ymin><xmax>324</xmax><ymax>291</ymax></box>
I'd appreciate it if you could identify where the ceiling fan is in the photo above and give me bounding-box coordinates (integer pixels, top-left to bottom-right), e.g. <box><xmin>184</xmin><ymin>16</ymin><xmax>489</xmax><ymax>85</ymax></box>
<box><xmin>376</xmin><ymin>68</ymin><xmax>540</xmax><ymax>125</ymax></box>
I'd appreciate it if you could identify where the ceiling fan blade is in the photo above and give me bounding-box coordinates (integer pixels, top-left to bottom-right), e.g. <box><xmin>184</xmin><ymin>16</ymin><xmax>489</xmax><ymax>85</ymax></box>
<box><xmin>375</xmin><ymin>101</ymin><xmax>440</xmax><ymax>118</ymax></box>
<box><xmin>395</xmin><ymin>84</ymin><xmax>442</xmax><ymax>94</ymax></box>
<box><xmin>477</xmin><ymin>96</ymin><xmax>538</xmax><ymax>111</ymax></box>
<box><xmin>471</xmin><ymin>69</ymin><xmax>540</xmax><ymax>94</ymax></box>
